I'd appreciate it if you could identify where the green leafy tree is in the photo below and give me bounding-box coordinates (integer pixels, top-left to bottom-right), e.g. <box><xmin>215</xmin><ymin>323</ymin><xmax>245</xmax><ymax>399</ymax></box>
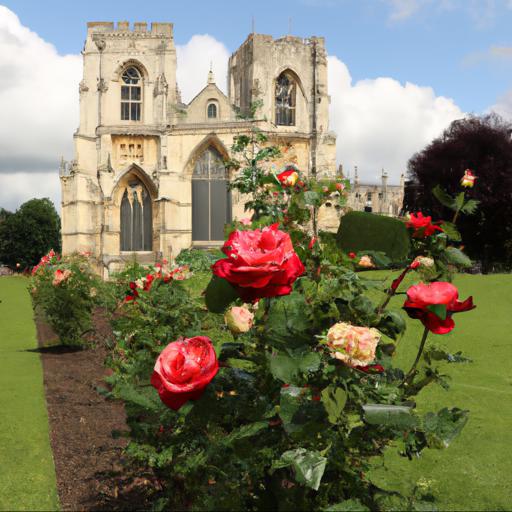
<box><xmin>0</xmin><ymin>198</ymin><xmax>61</xmax><ymax>268</ymax></box>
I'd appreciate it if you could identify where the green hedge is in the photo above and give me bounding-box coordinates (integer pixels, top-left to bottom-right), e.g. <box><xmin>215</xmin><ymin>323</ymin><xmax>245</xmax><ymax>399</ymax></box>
<box><xmin>336</xmin><ymin>211</ymin><xmax>410</xmax><ymax>263</ymax></box>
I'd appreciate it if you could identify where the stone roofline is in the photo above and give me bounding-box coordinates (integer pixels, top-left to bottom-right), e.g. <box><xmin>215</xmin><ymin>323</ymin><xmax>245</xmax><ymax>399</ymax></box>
<box><xmin>87</xmin><ymin>21</ymin><xmax>173</xmax><ymax>37</ymax></box>
<box><xmin>235</xmin><ymin>32</ymin><xmax>326</xmax><ymax>52</ymax></box>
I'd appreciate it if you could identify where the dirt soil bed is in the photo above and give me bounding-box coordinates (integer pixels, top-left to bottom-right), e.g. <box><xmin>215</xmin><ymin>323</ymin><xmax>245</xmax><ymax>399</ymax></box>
<box><xmin>37</xmin><ymin>309</ymin><xmax>155</xmax><ymax>511</ymax></box>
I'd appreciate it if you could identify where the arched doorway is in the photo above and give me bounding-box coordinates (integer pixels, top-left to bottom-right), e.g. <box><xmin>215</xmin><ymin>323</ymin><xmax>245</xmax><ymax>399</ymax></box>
<box><xmin>192</xmin><ymin>147</ymin><xmax>231</xmax><ymax>242</ymax></box>
<box><xmin>120</xmin><ymin>178</ymin><xmax>152</xmax><ymax>251</ymax></box>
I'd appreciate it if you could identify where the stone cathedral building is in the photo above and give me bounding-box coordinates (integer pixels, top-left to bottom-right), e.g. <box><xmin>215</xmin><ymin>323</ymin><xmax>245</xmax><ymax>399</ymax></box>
<box><xmin>60</xmin><ymin>21</ymin><xmax>337</xmax><ymax>277</ymax></box>
<box><xmin>60</xmin><ymin>21</ymin><xmax>404</xmax><ymax>277</ymax></box>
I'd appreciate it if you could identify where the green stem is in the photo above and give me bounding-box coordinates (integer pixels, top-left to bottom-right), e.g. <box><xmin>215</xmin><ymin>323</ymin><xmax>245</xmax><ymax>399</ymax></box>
<box><xmin>401</xmin><ymin>326</ymin><xmax>429</xmax><ymax>387</ymax></box>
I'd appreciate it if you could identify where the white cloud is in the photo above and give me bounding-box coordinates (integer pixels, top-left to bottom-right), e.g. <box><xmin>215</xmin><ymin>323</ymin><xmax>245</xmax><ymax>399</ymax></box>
<box><xmin>0</xmin><ymin>172</ymin><xmax>60</xmax><ymax>212</ymax></box>
<box><xmin>327</xmin><ymin>56</ymin><xmax>465</xmax><ymax>184</ymax></box>
<box><xmin>176</xmin><ymin>34</ymin><xmax>230</xmax><ymax>103</ymax></box>
<box><xmin>0</xmin><ymin>6</ymin><xmax>81</xmax><ymax>179</ymax></box>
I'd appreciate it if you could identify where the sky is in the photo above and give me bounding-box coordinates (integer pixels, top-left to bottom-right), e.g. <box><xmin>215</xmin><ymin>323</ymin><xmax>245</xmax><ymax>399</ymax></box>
<box><xmin>0</xmin><ymin>0</ymin><xmax>511</xmax><ymax>211</ymax></box>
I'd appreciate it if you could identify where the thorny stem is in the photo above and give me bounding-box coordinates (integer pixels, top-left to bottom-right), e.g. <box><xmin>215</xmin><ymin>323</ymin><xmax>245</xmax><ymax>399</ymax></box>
<box><xmin>401</xmin><ymin>326</ymin><xmax>429</xmax><ymax>387</ymax></box>
<box><xmin>376</xmin><ymin>265</ymin><xmax>411</xmax><ymax>316</ymax></box>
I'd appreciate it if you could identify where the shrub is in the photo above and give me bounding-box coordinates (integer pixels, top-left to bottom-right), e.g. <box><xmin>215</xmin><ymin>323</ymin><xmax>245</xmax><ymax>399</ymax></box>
<box><xmin>30</xmin><ymin>252</ymin><xmax>100</xmax><ymax>346</ymax></box>
<box><xmin>175</xmin><ymin>248</ymin><xmax>223</xmax><ymax>272</ymax></box>
<box><xmin>337</xmin><ymin>211</ymin><xmax>410</xmax><ymax>264</ymax></box>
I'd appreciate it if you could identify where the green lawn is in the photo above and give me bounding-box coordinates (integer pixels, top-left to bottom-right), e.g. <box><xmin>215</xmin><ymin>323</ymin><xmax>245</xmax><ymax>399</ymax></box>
<box><xmin>0</xmin><ymin>277</ymin><xmax>59</xmax><ymax>511</ymax></box>
<box><xmin>368</xmin><ymin>272</ymin><xmax>512</xmax><ymax>511</ymax></box>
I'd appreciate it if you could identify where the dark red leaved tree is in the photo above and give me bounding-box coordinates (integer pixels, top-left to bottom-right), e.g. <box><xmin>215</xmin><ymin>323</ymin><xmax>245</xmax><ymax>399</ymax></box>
<box><xmin>405</xmin><ymin>113</ymin><xmax>512</xmax><ymax>271</ymax></box>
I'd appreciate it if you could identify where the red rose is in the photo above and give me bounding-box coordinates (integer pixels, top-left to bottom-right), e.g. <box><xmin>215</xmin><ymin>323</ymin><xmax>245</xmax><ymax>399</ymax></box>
<box><xmin>277</xmin><ymin>169</ymin><xmax>299</xmax><ymax>187</ymax></box>
<box><xmin>348</xmin><ymin>252</ymin><xmax>356</xmax><ymax>259</ymax></box>
<box><xmin>151</xmin><ymin>336</ymin><xmax>219</xmax><ymax>410</ymax></box>
<box><xmin>403</xmin><ymin>282</ymin><xmax>475</xmax><ymax>334</ymax></box>
<box><xmin>406</xmin><ymin>212</ymin><xmax>443</xmax><ymax>238</ymax></box>
<box><xmin>212</xmin><ymin>224</ymin><xmax>305</xmax><ymax>302</ymax></box>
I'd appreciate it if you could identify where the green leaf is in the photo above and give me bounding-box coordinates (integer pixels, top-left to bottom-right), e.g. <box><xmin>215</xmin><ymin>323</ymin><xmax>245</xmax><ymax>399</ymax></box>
<box><xmin>325</xmin><ymin>499</ymin><xmax>370</xmax><ymax>511</ymax></box>
<box><xmin>440</xmin><ymin>221</ymin><xmax>461</xmax><ymax>241</ymax></box>
<box><xmin>114</xmin><ymin>383</ymin><xmax>161</xmax><ymax>412</ymax></box>
<box><xmin>204</xmin><ymin>274</ymin><xmax>240</xmax><ymax>313</ymax></box>
<box><xmin>363</xmin><ymin>404</ymin><xmax>419</xmax><ymax>429</ymax></box>
<box><xmin>424</xmin><ymin>347</ymin><xmax>472</xmax><ymax>364</ymax></box>
<box><xmin>455</xmin><ymin>192</ymin><xmax>465</xmax><ymax>209</ymax></box>
<box><xmin>222</xmin><ymin>421</ymin><xmax>268</xmax><ymax>445</ymax></box>
<box><xmin>444</xmin><ymin>247</ymin><xmax>472</xmax><ymax>268</ymax></box>
<box><xmin>460</xmin><ymin>199</ymin><xmax>480</xmax><ymax>215</ymax></box>
<box><xmin>321</xmin><ymin>386</ymin><xmax>347</xmax><ymax>424</ymax></box>
<box><xmin>227</xmin><ymin>358</ymin><xmax>258</xmax><ymax>372</ymax></box>
<box><xmin>278</xmin><ymin>448</ymin><xmax>327</xmax><ymax>490</ymax></box>
<box><xmin>378</xmin><ymin>310</ymin><xmax>406</xmax><ymax>340</ymax></box>
<box><xmin>269</xmin><ymin>349</ymin><xmax>321</xmax><ymax>384</ymax></box>
<box><xmin>265</xmin><ymin>292</ymin><xmax>313</xmax><ymax>349</ymax></box>
<box><xmin>280</xmin><ymin>386</ymin><xmax>327</xmax><ymax>439</ymax></box>
<box><xmin>426</xmin><ymin>304</ymin><xmax>447</xmax><ymax>320</ymax></box>
<box><xmin>432</xmin><ymin>185</ymin><xmax>457</xmax><ymax>211</ymax></box>
<box><xmin>422</xmin><ymin>407</ymin><xmax>469</xmax><ymax>448</ymax></box>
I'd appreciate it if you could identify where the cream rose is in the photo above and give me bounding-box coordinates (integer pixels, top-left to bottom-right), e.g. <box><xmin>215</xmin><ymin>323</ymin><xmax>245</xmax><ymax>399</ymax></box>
<box><xmin>325</xmin><ymin>322</ymin><xmax>381</xmax><ymax>368</ymax></box>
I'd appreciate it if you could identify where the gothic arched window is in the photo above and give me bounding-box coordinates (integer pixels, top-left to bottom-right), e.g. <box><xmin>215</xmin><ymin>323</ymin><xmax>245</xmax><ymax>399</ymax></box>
<box><xmin>275</xmin><ymin>71</ymin><xmax>296</xmax><ymax>126</ymax></box>
<box><xmin>121</xmin><ymin>67</ymin><xmax>142</xmax><ymax>121</ymax></box>
<box><xmin>192</xmin><ymin>147</ymin><xmax>231</xmax><ymax>242</ymax></box>
<box><xmin>207</xmin><ymin>102</ymin><xmax>218</xmax><ymax>119</ymax></box>
<box><xmin>120</xmin><ymin>179</ymin><xmax>152</xmax><ymax>251</ymax></box>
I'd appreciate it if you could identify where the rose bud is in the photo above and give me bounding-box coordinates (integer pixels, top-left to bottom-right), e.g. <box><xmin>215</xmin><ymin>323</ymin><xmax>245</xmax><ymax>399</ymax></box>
<box><xmin>335</xmin><ymin>182</ymin><xmax>345</xmax><ymax>191</ymax></box>
<box><xmin>224</xmin><ymin>306</ymin><xmax>254</xmax><ymax>334</ymax></box>
<box><xmin>358</xmin><ymin>255</ymin><xmax>375</xmax><ymax>268</ymax></box>
<box><xmin>411</xmin><ymin>256</ymin><xmax>434</xmax><ymax>268</ymax></box>
<box><xmin>151</xmin><ymin>336</ymin><xmax>219</xmax><ymax>410</ymax></box>
<box><xmin>325</xmin><ymin>322</ymin><xmax>381</xmax><ymax>368</ymax></box>
<box><xmin>277</xmin><ymin>169</ymin><xmax>299</xmax><ymax>187</ymax></box>
<box><xmin>461</xmin><ymin>169</ymin><xmax>477</xmax><ymax>188</ymax></box>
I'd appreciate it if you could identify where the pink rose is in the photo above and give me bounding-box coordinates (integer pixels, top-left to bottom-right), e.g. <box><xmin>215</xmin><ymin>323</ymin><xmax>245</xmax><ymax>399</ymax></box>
<box><xmin>52</xmin><ymin>269</ymin><xmax>72</xmax><ymax>286</ymax></box>
<box><xmin>224</xmin><ymin>306</ymin><xmax>254</xmax><ymax>334</ymax></box>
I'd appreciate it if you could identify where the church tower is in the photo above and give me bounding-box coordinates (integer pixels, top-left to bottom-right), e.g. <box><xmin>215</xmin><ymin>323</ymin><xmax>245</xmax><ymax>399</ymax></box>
<box><xmin>61</xmin><ymin>22</ymin><xmax>177</xmax><ymax>276</ymax></box>
<box><xmin>228</xmin><ymin>34</ymin><xmax>336</xmax><ymax>177</ymax></box>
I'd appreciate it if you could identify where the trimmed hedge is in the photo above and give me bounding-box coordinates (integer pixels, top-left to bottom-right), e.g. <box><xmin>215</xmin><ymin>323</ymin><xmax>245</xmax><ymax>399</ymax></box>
<box><xmin>336</xmin><ymin>211</ymin><xmax>410</xmax><ymax>263</ymax></box>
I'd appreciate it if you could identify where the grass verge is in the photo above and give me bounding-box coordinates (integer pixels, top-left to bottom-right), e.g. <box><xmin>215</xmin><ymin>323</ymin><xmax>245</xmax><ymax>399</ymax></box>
<box><xmin>0</xmin><ymin>276</ymin><xmax>59</xmax><ymax>511</ymax></box>
<box><xmin>368</xmin><ymin>272</ymin><xmax>512</xmax><ymax>511</ymax></box>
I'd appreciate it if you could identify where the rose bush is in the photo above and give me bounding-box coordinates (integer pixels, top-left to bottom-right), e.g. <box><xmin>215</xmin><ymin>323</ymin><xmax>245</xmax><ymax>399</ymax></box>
<box><xmin>101</xmin><ymin>123</ymin><xmax>476</xmax><ymax>510</ymax></box>
<box><xmin>30</xmin><ymin>252</ymin><xmax>101</xmax><ymax>346</ymax></box>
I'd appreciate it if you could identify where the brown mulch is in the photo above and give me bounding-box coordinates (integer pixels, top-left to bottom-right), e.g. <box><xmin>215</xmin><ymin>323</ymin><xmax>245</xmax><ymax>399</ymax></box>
<box><xmin>38</xmin><ymin>309</ymin><xmax>156</xmax><ymax>511</ymax></box>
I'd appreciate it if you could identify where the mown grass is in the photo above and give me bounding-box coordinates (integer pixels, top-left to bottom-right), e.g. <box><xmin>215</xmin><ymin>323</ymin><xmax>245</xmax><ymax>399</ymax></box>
<box><xmin>0</xmin><ymin>276</ymin><xmax>59</xmax><ymax>511</ymax></box>
<box><xmin>367</xmin><ymin>272</ymin><xmax>512</xmax><ymax>511</ymax></box>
